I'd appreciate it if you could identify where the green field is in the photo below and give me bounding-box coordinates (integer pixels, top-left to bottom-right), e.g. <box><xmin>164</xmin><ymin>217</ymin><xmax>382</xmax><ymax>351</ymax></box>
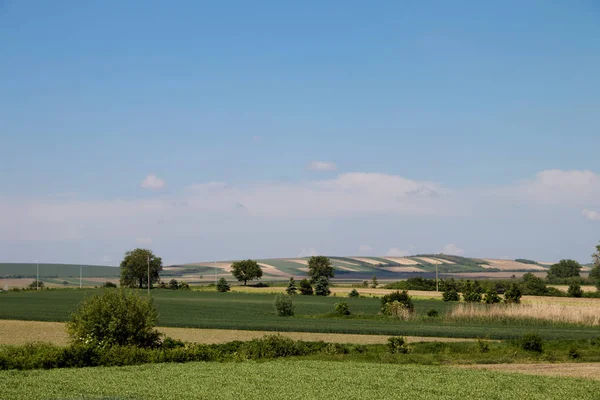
<box><xmin>1</xmin><ymin>289</ymin><xmax>598</xmax><ymax>340</ymax></box>
<box><xmin>0</xmin><ymin>263</ymin><xmax>119</xmax><ymax>278</ymax></box>
<box><xmin>1</xmin><ymin>360</ymin><xmax>598</xmax><ymax>400</ymax></box>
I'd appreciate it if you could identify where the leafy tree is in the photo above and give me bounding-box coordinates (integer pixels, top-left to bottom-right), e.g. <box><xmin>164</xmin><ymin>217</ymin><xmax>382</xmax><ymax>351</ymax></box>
<box><xmin>362</xmin><ymin>280</ymin><xmax>369</xmax><ymax>288</ymax></box>
<box><xmin>230</xmin><ymin>259</ymin><xmax>263</xmax><ymax>286</ymax></box>
<box><xmin>274</xmin><ymin>294</ymin><xmax>295</xmax><ymax>316</ymax></box>
<box><xmin>67</xmin><ymin>288</ymin><xmax>161</xmax><ymax>348</ymax></box>
<box><xmin>504</xmin><ymin>283</ymin><xmax>522</xmax><ymax>304</ymax></box>
<box><xmin>567</xmin><ymin>283</ymin><xmax>583</xmax><ymax>298</ymax></box>
<box><xmin>334</xmin><ymin>301</ymin><xmax>351</xmax><ymax>315</ymax></box>
<box><xmin>442</xmin><ymin>288</ymin><xmax>460</xmax><ymax>302</ymax></box>
<box><xmin>286</xmin><ymin>277</ymin><xmax>298</xmax><ymax>295</ymax></box>
<box><xmin>462</xmin><ymin>281</ymin><xmax>483</xmax><ymax>303</ymax></box>
<box><xmin>307</xmin><ymin>256</ymin><xmax>334</xmax><ymax>283</ymax></box>
<box><xmin>591</xmin><ymin>243</ymin><xmax>600</xmax><ymax>290</ymax></box>
<box><xmin>348</xmin><ymin>288</ymin><xmax>359</xmax><ymax>298</ymax></box>
<box><xmin>381</xmin><ymin>290</ymin><xmax>414</xmax><ymax>312</ymax></box>
<box><xmin>169</xmin><ymin>279</ymin><xmax>179</xmax><ymax>290</ymax></box>
<box><xmin>299</xmin><ymin>279</ymin><xmax>313</xmax><ymax>295</ymax></box>
<box><xmin>371</xmin><ymin>274</ymin><xmax>378</xmax><ymax>288</ymax></box>
<box><xmin>119</xmin><ymin>248</ymin><xmax>162</xmax><ymax>289</ymax></box>
<box><xmin>547</xmin><ymin>259</ymin><xmax>582</xmax><ymax>280</ymax></box>
<box><xmin>314</xmin><ymin>276</ymin><xmax>331</xmax><ymax>296</ymax></box>
<box><xmin>216</xmin><ymin>277</ymin><xmax>230</xmax><ymax>292</ymax></box>
<box><xmin>521</xmin><ymin>273</ymin><xmax>548</xmax><ymax>296</ymax></box>
<box><xmin>483</xmin><ymin>289</ymin><xmax>501</xmax><ymax>304</ymax></box>
<box><xmin>28</xmin><ymin>280</ymin><xmax>44</xmax><ymax>289</ymax></box>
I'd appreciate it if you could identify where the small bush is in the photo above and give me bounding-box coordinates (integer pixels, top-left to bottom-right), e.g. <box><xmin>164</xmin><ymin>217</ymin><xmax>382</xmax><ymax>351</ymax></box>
<box><xmin>102</xmin><ymin>282</ymin><xmax>117</xmax><ymax>288</ymax></box>
<box><xmin>28</xmin><ymin>280</ymin><xmax>44</xmax><ymax>289</ymax></box>
<box><xmin>169</xmin><ymin>279</ymin><xmax>180</xmax><ymax>290</ymax></box>
<box><xmin>477</xmin><ymin>339</ymin><xmax>490</xmax><ymax>353</ymax></box>
<box><xmin>334</xmin><ymin>301</ymin><xmax>351</xmax><ymax>316</ymax></box>
<box><xmin>299</xmin><ymin>279</ymin><xmax>314</xmax><ymax>295</ymax></box>
<box><xmin>162</xmin><ymin>336</ymin><xmax>186</xmax><ymax>349</ymax></box>
<box><xmin>442</xmin><ymin>288</ymin><xmax>460</xmax><ymax>302</ymax></box>
<box><xmin>380</xmin><ymin>290</ymin><xmax>414</xmax><ymax>312</ymax></box>
<box><xmin>67</xmin><ymin>289</ymin><xmax>161</xmax><ymax>348</ymax></box>
<box><xmin>285</xmin><ymin>277</ymin><xmax>297</xmax><ymax>295</ymax></box>
<box><xmin>348</xmin><ymin>288</ymin><xmax>359</xmax><ymax>298</ymax></box>
<box><xmin>503</xmin><ymin>284</ymin><xmax>522</xmax><ymax>304</ymax></box>
<box><xmin>274</xmin><ymin>294</ymin><xmax>295</xmax><ymax>316</ymax></box>
<box><xmin>426</xmin><ymin>309</ymin><xmax>439</xmax><ymax>317</ymax></box>
<box><xmin>178</xmin><ymin>281</ymin><xmax>190</xmax><ymax>290</ymax></box>
<box><xmin>567</xmin><ymin>283</ymin><xmax>583</xmax><ymax>298</ymax></box>
<box><xmin>483</xmin><ymin>289</ymin><xmax>501</xmax><ymax>304</ymax></box>
<box><xmin>314</xmin><ymin>277</ymin><xmax>331</xmax><ymax>297</ymax></box>
<box><xmin>387</xmin><ymin>336</ymin><xmax>410</xmax><ymax>354</ymax></box>
<box><xmin>216</xmin><ymin>278</ymin><xmax>230</xmax><ymax>292</ymax></box>
<box><xmin>362</xmin><ymin>280</ymin><xmax>369</xmax><ymax>288</ymax></box>
<box><xmin>568</xmin><ymin>346</ymin><xmax>580</xmax><ymax>359</ymax></box>
<box><xmin>521</xmin><ymin>332</ymin><xmax>543</xmax><ymax>353</ymax></box>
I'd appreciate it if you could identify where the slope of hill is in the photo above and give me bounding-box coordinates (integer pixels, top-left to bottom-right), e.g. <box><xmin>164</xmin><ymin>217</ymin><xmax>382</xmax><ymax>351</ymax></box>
<box><xmin>0</xmin><ymin>263</ymin><xmax>120</xmax><ymax>278</ymax></box>
<box><xmin>166</xmin><ymin>255</ymin><xmax>555</xmax><ymax>282</ymax></box>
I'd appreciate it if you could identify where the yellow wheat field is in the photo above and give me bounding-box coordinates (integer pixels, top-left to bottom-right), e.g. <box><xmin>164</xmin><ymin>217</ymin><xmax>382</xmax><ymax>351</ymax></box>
<box><xmin>448</xmin><ymin>302</ymin><xmax>600</xmax><ymax>326</ymax></box>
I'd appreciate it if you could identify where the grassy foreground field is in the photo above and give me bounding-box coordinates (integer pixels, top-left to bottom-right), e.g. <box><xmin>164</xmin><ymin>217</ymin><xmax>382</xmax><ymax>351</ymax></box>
<box><xmin>2</xmin><ymin>289</ymin><xmax>600</xmax><ymax>339</ymax></box>
<box><xmin>1</xmin><ymin>360</ymin><xmax>599</xmax><ymax>400</ymax></box>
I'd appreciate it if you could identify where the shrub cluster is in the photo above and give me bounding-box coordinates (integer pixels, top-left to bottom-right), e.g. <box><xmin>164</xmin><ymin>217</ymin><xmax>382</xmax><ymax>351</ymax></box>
<box><xmin>0</xmin><ymin>335</ymin><xmax>352</xmax><ymax>371</ymax></box>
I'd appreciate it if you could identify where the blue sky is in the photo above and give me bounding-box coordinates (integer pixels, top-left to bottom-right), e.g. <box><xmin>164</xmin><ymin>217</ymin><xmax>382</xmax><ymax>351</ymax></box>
<box><xmin>1</xmin><ymin>1</ymin><xmax>599</xmax><ymax>265</ymax></box>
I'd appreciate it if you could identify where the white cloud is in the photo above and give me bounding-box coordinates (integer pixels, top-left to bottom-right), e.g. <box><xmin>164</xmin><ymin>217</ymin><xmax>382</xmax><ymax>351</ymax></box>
<box><xmin>358</xmin><ymin>244</ymin><xmax>373</xmax><ymax>253</ymax></box>
<box><xmin>503</xmin><ymin>169</ymin><xmax>600</xmax><ymax>205</ymax></box>
<box><xmin>386</xmin><ymin>248</ymin><xmax>410</xmax><ymax>257</ymax></box>
<box><xmin>582</xmin><ymin>209</ymin><xmax>600</xmax><ymax>221</ymax></box>
<box><xmin>135</xmin><ymin>237</ymin><xmax>153</xmax><ymax>245</ymax></box>
<box><xmin>442</xmin><ymin>244</ymin><xmax>464</xmax><ymax>256</ymax></box>
<box><xmin>307</xmin><ymin>161</ymin><xmax>337</xmax><ymax>171</ymax></box>
<box><xmin>298</xmin><ymin>248</ymin><xmax>318</xmax><ymax>257</ymax></box>
<box><xmin>141</xmin><ymin>174</ymin><xmax>165</xmax><ymax>190</ymax></box>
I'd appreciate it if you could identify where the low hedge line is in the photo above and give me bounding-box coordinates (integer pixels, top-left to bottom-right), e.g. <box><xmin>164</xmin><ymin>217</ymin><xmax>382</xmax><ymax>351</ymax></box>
<box><xmin>0</xmin><ymin>335</ymin><xmax>354</xmax><ymax>371</ymax></box>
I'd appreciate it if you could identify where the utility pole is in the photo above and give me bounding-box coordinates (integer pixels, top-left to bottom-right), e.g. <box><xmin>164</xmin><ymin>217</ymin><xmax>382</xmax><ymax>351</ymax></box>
<box><xmin>36</xmin><ymin>260</ymin><xmax>39</xmax><ymax>290</ymax></box>
<box><xmin>147</xmin><ymin>255</ymin><xmax>151</xmax><ymax>296</ymax></box>
<box><xmin>435</xmin><ymin>260</ymin><xmax>439</xmax><ymax>292</ymax></box>
<box><xmin>80</xmin><ymin>265</ymin><xmax>82</xmax><ymax>289</ymax></box>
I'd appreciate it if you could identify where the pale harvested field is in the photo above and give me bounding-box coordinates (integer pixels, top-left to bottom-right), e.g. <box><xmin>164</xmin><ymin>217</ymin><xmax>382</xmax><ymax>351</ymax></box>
<box><xmin>181</xmin><ymin>262</ymin><xmax>232</xmax><ymax>271</ymax></box>
<box><xmin>349</xmin><ymin>257</ymin><xmax>382</xmax><ymax>265</ymax></box>
<box><xmin>0</xmin><ymin>320</ymin><xmax>477</xmax><ymax>346</ymax></box>
<box><xmin>444</xmin><ymin>272</ymin><xmax>547</xmax><ymax>279</ymax></box>
<box><xmin>414</xmin><ymin>257</ymin><xmax>444</xmax><ymax>265</ymax></box>
<box><xmin>335</xmin><ymin>266</ymin><xmax>359</xmax><ymax>272</ymax></box>
<box><xmin>549</xmin><ymin>285</ymin><xmax>597</xmax><ymax>293</ymax></box>
<box><xmin>461</xmin><ymin>363</ymin><xmax>600</xmax><ymax>381</ymax></box>
<box><xmin>258</xmin><ymin>263</ymin><xmax>291</xmax><ymax>277</ymax></box>
<box><xmin>381</xmin><ymin>266</ymin><xmax>426</xmax><ymax>273</ymax></box>
<box><xmin>382</xmin><ymin>257</ymin><xmax>419</xmax><ymax>265</ymax></box>
<box><xmin>229</xmin><ymin>285</ymin><xmax>443</xmax><ymax>298</ymax></box>
<box><xmin>482</xmin><ymin>259</ymin><xmax>548</xmax><ymax>271</ymax></box>
<box><xmin>449</xmin><ymin>302</ymin><xmax>600</xmax><ymax>326</ymax></box>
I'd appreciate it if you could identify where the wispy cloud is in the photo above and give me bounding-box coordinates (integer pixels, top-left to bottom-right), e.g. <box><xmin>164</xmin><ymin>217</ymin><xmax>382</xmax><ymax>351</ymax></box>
<box><xmin>307</xmin><ymin>161</ymin><xmax>337</xmax><ymax>171</ymax></box>
<box><xmin>386</xmin><ymin>248</ymin><xmax>410</xmax><ymax>257</ymax></box>
<box><xmin>358</xmin><ymin>244</ymin><xmax>373</xmax><ymax>253</ymax></box>
<box><xmin>135</xmin><ymin>237</ymin><xmax>153</xmax><ymax>245</ymax></box>
<box><xmin>298</xmin><ymin>248</ymin><xmax>318</xmax><ymax>257</ymax></box>
<box><xmin>442</xmin><ymin>243</ymin><xmax>464</xmax><ymax>256</ymax></box>
<box><xmin>141</xmin><ymin>174</ymin><xmax>165</xmax><ymax>190</ymax></box>
<box><xmin>582</xmin><ymin>209</ymin><xmax>600</xmax><ymax>221</ymax></box>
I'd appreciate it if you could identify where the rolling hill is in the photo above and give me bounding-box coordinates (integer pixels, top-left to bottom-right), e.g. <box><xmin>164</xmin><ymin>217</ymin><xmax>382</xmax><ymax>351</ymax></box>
<box><xmin>165</xmin><ymin>255</ymin><xmax>574</xmax><ymax>282</ymax></box>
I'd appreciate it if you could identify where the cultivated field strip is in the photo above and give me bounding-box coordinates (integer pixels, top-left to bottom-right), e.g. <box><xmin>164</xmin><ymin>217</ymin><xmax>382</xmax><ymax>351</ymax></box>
<box><xmin>0</xmin><ymin>320</ymin><xmax>481</xmax><ymax>346</ymax></box>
